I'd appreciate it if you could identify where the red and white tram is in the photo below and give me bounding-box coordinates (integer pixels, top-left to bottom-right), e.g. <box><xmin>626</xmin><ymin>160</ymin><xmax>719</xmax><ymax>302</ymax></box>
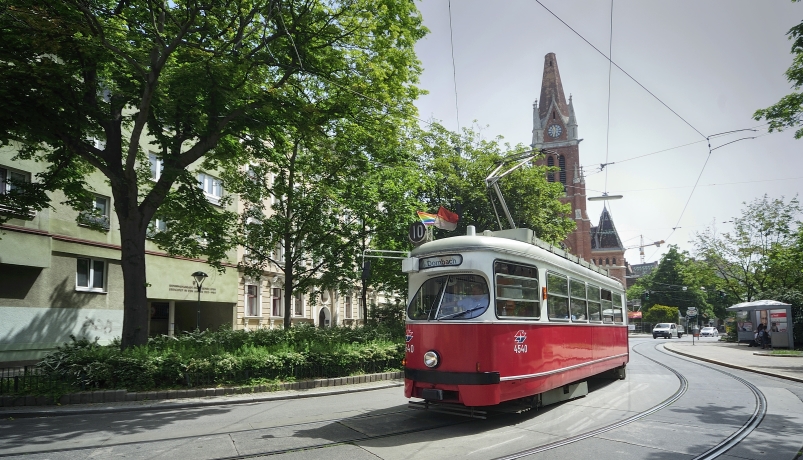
<box><xmin>402</xmin><ymin>226</ymin><xmax>628</xmax><ymax>408</ymax></box>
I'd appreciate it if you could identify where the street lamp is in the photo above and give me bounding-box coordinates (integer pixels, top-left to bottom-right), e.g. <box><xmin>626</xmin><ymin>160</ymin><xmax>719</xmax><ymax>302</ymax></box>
<box><xmin>192</xmin><ymin>271</ymin><xmax>208</xmax><ymax>330</ymax></box>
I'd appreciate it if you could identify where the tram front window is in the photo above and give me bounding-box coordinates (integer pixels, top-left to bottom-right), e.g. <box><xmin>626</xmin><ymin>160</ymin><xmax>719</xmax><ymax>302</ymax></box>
<box><xmin>407</xmin><ymin>274</ymin><xmax>490</xmax><ymax>320</ymax></box>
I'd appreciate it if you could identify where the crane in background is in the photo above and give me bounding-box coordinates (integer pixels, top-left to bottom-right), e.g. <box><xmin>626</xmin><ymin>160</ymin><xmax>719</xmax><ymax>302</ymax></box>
<box><xmin>623</xmin><ymin>235</ymin><xmax>665</xmax><ymax>264</ymax></box>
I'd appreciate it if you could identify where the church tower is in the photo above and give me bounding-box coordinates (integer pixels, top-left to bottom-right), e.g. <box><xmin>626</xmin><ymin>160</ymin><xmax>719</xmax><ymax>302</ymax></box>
<box><xmin>531</xmin><ymin>53</ymin><xmax>626</xmax><ymax>284</ymax></box>
<box><xmin>532</xmin><ymin>53</ymin><xmax>592</xmax><ymax>263</ymax></box>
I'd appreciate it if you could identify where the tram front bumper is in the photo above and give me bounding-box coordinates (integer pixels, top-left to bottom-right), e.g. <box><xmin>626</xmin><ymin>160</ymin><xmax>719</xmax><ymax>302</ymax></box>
<box><xmin>404</xmin><ymin>368</ymin><xmax>501</xmax><ymax>406</ymax></box>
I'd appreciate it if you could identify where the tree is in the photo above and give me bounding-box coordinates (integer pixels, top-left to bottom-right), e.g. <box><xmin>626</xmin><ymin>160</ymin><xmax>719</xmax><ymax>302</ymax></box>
<box><xmin>644</xmin><ymin>305</ymin><xmax>679</xmax><ymax>324</ymax></box>
<box><xmin>694</xmin><ymin>195</ymin><xmax>801</xmax><ymax>303</ymax></box>
<box><xmin>632</xmin><ymin>246</ymin><xmax>712</xmax><ymax>319</ymax></box>
<box><xmin>224</xmin><ymin>123</ymin><xmax>422</xmax><ymax>328</ymax></box>
<box><xmin>0</xmin><ymin>0</ymin><xmax>426</xmax><ymax>347</ymax></box>
<box><xmin>754</xmin><ymin>1</ymin><xmax>803</xmax><ymax>138</ymax></box>
<box><xmin>415</xmin><ymin>122</ymin><xmax>574</xmax><ymax>243</ymax></box>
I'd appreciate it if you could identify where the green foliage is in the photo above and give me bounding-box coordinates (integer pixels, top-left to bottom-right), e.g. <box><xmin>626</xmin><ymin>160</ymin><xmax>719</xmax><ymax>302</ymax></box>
<box><xmin>694</xmin><ymin>195</ymin><xmax>801</xmax><ymax>303</ymax></box>
<box><xmin>366</xmin><ymin>301</ymin><xmax>407</xmax><ymax>338</ymax></box>
<box><xmin>0</xmin><ymin>0</ymin><xmax>427</xmax><ymax>347</ymax></box>
<box><xmin>754</xmin><ymin>3</ymin><xmax>803</xmax><ymax>139</ymax></box>
<box><xmin>644</xmin><ymin>305</ymin><xmax>680</xmax><ymax>324</ymax></box>
<box><xmin>633</xmin><ymin>246</ymin><xmax>712</xmax><ymax>319</ymax></box>
<box><xmin>414</xmin><ymin>123</ymin><xmax>574</xmax><ymax>244</ymax></box>
<box><xmin>33</xmin><ymin>325</ymin><xmax>404</xmax><ymax>393</ymax></box>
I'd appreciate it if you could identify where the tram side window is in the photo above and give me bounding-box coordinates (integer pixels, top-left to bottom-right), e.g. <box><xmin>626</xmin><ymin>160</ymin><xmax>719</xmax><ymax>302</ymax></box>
<box><xmin>588</xmin><ymin>284</ymin><xmax>602</xmax><ymax>321</ymax></box>
<box><xmin>546</xmin><ymin>272</ymin><xmax>570</xmax><ymax>320</ymax></box>
<box><xmin>612</xmin><ymin>292</ymin><xmax>624</xmax><ymax>323</ymax></box>
<box><xmin>407</xmin><ymin>276</ymin><xmax>448</xmax><ymax>320</ymax></box>
<box><xmin>569</xmin><ymin>279</ymin><xmax>588</xmax><ymax>322</ymax></box>
<box><xmin>495</xmin><ymin>261</ymin><xmax>539</xmax><ymax>318</ymax></box>
<box><xmin>601</xmin><ymin>289</ymin><xmax>614</xmax><ymax>323</ymax></box>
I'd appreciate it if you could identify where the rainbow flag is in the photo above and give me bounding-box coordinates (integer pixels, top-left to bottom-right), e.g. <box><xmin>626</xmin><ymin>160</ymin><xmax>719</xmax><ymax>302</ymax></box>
<box><xmin>417</xmin><ymin>211</ymin><xmax>437</xmax><ymax>226</ymax></box>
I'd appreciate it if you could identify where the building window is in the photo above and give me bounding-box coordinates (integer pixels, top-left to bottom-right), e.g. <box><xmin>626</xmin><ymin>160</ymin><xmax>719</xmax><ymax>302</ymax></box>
<box><xmin>294</xmin><ymin>292</ymin><xmax>304</xmax><ymax>317</ymax></box>
<box><xmin>345</xmin><ymin>295</ymin><xmax>353</xmax><ymax>319</ymax></box>
<box><xmin>271</xmin><ymin>288</ymin><xmax>282</xmax><ymax>317</ymax></box>
<box><xmin>198</xmin><ymin>172</ymin><xmax>223</xmax><ymax>205</ymax></box>
<box><xmin>76</xmin><ymin>257</ymin><xmax>105</xmax><ymax>292</ymax></box>
<box><xmin>149</xmin><ymin>152</ymin><xmax>163</xmax><ymax>181</ymax></box>
<box><xmin>547</xmin><ymin>156</ymin><xmax>555</xmax><ymax>182</ymax></box>
<box><xmin>245</xmin><ymin>284</ymin><xmax>260</xmax><ymax>317</ymax></box>
<box><xmin>0</xmin><ymin>166</ymin><xmax>28</xmax><ymax>194</ymax></box>
<box><xmin>0</xmin><ymin>166</ymin><xmax>36</xmax><ymax>219</ymax></box>
<box><xmin>558</xmin><ymin>155</ymin><xmax>566</xmax><ymax>185</ymax></box>
<box><xmin>78</xmin><ymin>194</ymin><xmax>110</xmax><ymax>230</ymax></box>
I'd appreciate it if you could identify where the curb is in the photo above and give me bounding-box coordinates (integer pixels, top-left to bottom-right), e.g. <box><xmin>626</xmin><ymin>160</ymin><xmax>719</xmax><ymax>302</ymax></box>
<box><xmin>663</xmin><ymin>345</ymin><xmax>803</xmax><ymax>384</ymax></box>
<box><xmin>0</xmin><ymin>371</ymin><xmax>403</xmax><ymax>417</ymax></box>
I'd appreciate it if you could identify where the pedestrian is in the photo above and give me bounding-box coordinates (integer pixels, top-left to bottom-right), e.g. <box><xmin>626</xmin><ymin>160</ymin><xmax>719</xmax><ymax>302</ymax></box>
<box><xmin>757</xmin><ymin>324</ymin><xmax>768</xmax><ymax>349</ymax></box>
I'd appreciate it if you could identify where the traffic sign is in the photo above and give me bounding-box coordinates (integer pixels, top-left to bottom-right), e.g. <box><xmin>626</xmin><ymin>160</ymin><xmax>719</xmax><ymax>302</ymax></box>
<box><xmin>687</xmin><ymin>307</ymin><xmax>698</xmax><ymax>316</ymax></box>
<box><xmin>409</xmin><ymin>221</ymin><xmax>427</xmax><ymax>245</ymax></box>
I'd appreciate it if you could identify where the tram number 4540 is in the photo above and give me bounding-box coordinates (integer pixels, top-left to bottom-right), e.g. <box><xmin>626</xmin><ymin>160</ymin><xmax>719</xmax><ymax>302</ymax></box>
<box><xmin>514</xmin><ymin>344</ymin><xmax>528</xmax><ymax>353</ymax></box>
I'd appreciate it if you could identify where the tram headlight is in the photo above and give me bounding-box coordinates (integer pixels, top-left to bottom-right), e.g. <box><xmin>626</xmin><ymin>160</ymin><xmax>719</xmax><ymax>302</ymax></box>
<box><xmin>423</xmin><ymin>350</ymin><xmax>440</xmax><ymax>368</ymax></box>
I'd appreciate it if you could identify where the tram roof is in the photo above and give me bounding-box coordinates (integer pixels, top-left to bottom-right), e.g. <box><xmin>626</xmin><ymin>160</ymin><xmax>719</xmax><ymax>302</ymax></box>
<box><xmin>410</xmin><ymin>228</ymin><xmax>622</xmax><ymax>288</ymax></box>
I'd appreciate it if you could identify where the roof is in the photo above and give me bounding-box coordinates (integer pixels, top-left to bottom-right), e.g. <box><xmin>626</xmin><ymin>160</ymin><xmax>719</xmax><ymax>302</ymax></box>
<box><xmin>538</xmin><ymin>53</ymin><xmax>569</xmax><ymax>121</ymax></box>
<box><xmin>591</xmin><ymin>207</ymin><xmax>623</xmax><ymax>250</ymax></box>
<box><xmin>726</xmin><ymin>300</ymin><xmax>792</xmax><ymax>312</ymax></box>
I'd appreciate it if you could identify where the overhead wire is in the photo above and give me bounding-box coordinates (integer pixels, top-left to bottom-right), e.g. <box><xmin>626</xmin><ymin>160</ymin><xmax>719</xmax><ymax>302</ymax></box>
<box><xmin>448</xmin><ymin>0</ymin><xmax>461</xmax><ymax>134</ymax></box>
<box><xmin>533</xmin><ymin>0</ymin><xmax>707</xmax><ymax>140</ymax></box>
<box><xmin>530</xmin><ymin>1</ymin><xmax>788</xmax><ymax>263</ymax></box>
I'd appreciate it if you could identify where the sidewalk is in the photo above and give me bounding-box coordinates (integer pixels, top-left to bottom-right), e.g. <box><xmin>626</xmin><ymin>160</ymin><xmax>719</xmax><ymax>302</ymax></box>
<box><xmin>0</xmin><ymin>372</ymin><xmax>404</xmax><ymax>418</ymax></box>
<box><xmin>662</xmin><ymin>340</ymin><xmax>803</xmax><ymax>383</ymax></box>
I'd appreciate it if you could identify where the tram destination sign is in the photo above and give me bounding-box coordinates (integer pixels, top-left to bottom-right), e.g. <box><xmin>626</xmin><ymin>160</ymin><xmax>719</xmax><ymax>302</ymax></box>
<box><xmin>419</xmin><ymin>254</ymin><xmax>463</xmax><ymax>270</ymax></box>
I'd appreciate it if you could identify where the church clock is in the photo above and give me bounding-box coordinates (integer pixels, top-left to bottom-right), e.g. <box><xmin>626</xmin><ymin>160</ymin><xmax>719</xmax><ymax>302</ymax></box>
<box><xmin>547</xmin><ymin>124</ymin><xmax>562</xmax><ymax>138</ymax></box>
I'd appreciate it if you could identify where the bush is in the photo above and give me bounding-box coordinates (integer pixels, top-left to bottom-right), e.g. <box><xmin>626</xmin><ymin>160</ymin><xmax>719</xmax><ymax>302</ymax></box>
<box><xmin>33</xmin><ymin>325</ymin><xmax>404</xmax><ymax>393</ymax></box>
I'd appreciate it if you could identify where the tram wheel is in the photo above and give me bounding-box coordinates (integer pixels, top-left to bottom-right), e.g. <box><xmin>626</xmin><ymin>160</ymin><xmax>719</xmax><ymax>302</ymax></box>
<box><xmin>616</xmin><ymin>365</ymin><xmax>626</xmax><ymax>380</ymax></box>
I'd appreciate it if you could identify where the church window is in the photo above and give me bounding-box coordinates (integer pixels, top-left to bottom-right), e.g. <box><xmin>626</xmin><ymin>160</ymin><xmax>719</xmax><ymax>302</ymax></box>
<box><xmin>612</xmin><ymin>258</ymin><xmax>617</xmax><ymax>265</ymax></box>
<box><xmin>606</xmin><ymin>258</ymin><xmax>610</xmax><ymax>265</ymax></box>
<box><xmin>559</xmin><ymin>155</ymin><xmax>567</xmax><ymax>185</ymax></box>
<box><xmin>547</xmin><ymin>156</ymin><xmax>555</xmax><ymax>182</ymax></box>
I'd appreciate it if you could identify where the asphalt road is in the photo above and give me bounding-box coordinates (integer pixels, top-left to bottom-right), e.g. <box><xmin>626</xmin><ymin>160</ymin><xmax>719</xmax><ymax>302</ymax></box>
<box><xmin>1</xmin><ymin>336</ymin><xmax>802</xmax><ymax>459</ymax></box>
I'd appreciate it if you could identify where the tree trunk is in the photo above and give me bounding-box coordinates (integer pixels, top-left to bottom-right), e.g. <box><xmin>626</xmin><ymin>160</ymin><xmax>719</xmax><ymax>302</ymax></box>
<box><xmin>119</xmin><ymin>213</ymin><xmax>150</xmax><ymax>350</ymax></box>
<box><xmin>283</xmin><ymin>259</ymin><xmax>293</xmax><ymax>329</ymax></box>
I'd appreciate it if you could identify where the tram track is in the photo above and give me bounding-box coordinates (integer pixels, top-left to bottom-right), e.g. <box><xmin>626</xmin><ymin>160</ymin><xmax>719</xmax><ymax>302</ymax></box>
<box><xmin>0</xmin><ymin>341</ymin><xmax>769</xmax><ymax>459</ymax></box>
<box><xmin>493</xmin><ymin>341</ymin><xmax>767</xmax><ymax>460</ymax></box>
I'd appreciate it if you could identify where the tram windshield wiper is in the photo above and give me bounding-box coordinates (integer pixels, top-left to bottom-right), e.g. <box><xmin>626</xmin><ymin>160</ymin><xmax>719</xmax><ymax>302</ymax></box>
<box><xmin>438</xmin><ymin>306</ymin><xmax>484</xmax><ymax>320</ymax></box>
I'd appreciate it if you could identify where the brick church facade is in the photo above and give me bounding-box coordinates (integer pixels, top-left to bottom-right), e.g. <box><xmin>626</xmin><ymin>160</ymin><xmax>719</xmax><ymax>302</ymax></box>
<box><xmin>530</xmin><ymin>53</ymin><xmax>628</xmax><ymax>285</ymax></box>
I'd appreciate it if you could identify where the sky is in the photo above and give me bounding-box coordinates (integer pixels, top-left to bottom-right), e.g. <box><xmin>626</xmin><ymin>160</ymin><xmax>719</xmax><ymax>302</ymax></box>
<box><xmin>412</xmin><ymin>0</ymin><xmax>803</xmax><ymax>264</ymax></box>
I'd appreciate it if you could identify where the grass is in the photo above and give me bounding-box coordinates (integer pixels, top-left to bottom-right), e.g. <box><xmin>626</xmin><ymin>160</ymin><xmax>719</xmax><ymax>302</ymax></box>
<box><xmin>769</xmin><ymin>349</ymin><xmax>803</xmax><ymax>356</ymax></box>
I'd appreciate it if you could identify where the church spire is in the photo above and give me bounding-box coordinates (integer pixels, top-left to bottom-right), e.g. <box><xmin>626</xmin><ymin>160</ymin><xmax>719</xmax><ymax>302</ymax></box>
<box><xmin>567</xmin><ymin>94</ymin><xmax>578</xmax><ymax>140</ymax></box>
<box><xmin>531</xmin><ymin>99</ymin><xmax>543</xmax><ymax>147</ymax></box>
<box><xmin>538</xmin><ymin>53</ymin><xmax>569</xmax><ymax>122</ymax></box>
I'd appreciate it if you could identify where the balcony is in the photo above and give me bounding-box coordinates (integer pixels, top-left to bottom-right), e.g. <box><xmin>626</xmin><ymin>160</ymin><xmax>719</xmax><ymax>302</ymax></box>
<box><xmin>78</xmin><ymin>212</ymin><xmax>110</xmax><ymax>231</ymax></box>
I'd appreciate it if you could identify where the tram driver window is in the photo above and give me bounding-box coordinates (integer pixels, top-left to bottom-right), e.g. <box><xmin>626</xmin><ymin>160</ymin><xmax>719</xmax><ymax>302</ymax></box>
<box><xmin>547</xmin><ymin>272</ymin><xmax>570</xmax><ymax>320</ymax></box>
<box><xmin>494</xmin><ymin>262</ymin><xmax>539</xmax><ymax>318</ymax></box>
<box><xmin>407</xmin><ymin>275</ymin><xmax>491</xmax><ymax>321</ymax></box>
<box><xmin>588</xmin><ymin>284</ymin><xmax>602</xmax><ymax>321</ymax></box>
<box><xmin>601</xmin><ymin>289</ymin><xmax>614</xmax><ymax>323</ymax></box>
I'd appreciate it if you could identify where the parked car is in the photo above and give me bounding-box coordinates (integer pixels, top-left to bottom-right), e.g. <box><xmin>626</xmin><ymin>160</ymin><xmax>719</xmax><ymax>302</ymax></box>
<box><xmin>700</xmin><ymin>326</ymin><xmax>719</xmax><ymax>337</ymax></box>
<box><xmin>653</xmin><ymin>323</ymin><xmax>680</xmax><ymax>339</ymax></box>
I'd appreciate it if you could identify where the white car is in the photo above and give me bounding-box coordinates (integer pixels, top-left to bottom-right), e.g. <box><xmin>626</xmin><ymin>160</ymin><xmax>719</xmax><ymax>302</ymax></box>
<box><xmin>653</xmin><ymin>323</ymin><xmax>681</xmax><ymax>339</ymax></box>
<box><xmin>700</xmin><ymin>327</ymin><xmax>719</xmax><ymax>337</ymax></box>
